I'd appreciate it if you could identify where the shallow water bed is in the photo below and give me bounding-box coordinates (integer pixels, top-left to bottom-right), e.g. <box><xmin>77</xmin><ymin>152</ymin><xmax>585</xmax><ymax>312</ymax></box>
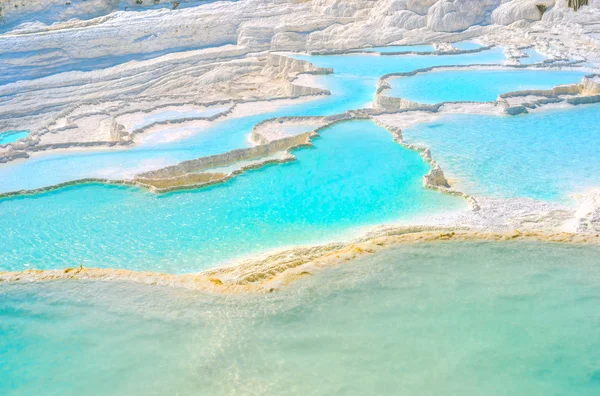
<box><xmin>520</xmin><ymin>48</ymin><xmax>547</xmax><ymax>64</ymax></box>
<box><xmin>0</xmin><ymin>130</ymin><xmax>29</xmax><ymax>145</ymax></box>
<box><xmin>0</xmin><ymin>47</ymin><xmax>508</xmax><ymax>193</ymax></box>
<box><xmin>402</xmin><ymin>103</ymin><xmax>600</xmax><ymax>201</ymax></box>
<box><xmin>2</xmin><ymin>241</ymin><xmax>600</xmax><ymax>395</ymax></box>
<box><xmin>388</xmin><ymin>69</ymin><xmax>586</xmax><ymax>103</ymax></box>
<box><xmin>453</xmin><ymin>41</ymin><xmax>483</xmax><ymax>51</ymax></box>
<box><xmin>0</xmin><ymin>120</ymin><xmax>463</xmax><ymax>273</ymax></box>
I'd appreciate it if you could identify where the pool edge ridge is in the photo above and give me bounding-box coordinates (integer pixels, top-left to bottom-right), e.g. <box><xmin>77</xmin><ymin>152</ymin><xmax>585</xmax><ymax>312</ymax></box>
<box><xmin>2</xmin><ymin>229</ymin><xmax>599</xmax><ymax>294</ymax></box>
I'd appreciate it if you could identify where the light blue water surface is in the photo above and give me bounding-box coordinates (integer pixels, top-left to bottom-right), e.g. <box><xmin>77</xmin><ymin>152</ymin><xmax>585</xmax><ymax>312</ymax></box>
<box><xmin>520</xmin><ymin>48</ymin><xmax>547</xmax><ymax>65</ymax></box>
<box><xmin>361</xmin><ymin>41</ymin><xmax>482</xmax><ymax>54</ymax></box>
<box><xmin>0</xmin><ymin>130</ymin><xmax>29</xmax><ymax>145</ymax></box>
<box><xmin>292</xmin><ymin>47</ymin><xmax>506</xmax><ymax>77</ymax></box>
<box><xmin>389</xmin><ymin>69</ymin><xmax>586</xmax><ymax>103</ymax></box>
<box><xmin>0</xmin><ymin>47</ymin><xmax>508</xmax><ymax>193</ymax></box>
<box><xmin>403</xmin><ymin>104</ymin><xmax>600</xmax><ymax>202</ymax></box>
<box><xmin>0</xmin><ymin>120</ymin><xmax>464</xmax><ymax>273</ymax></box>
<box><xmin>0</xmin><ymin>47</ymin><xmax>594</xmax><ymax>275</ymax></box>
<box><xmin>2</xmin><ymin>242</ymin><xmax>600</xmax><ymax>395</ymax></box>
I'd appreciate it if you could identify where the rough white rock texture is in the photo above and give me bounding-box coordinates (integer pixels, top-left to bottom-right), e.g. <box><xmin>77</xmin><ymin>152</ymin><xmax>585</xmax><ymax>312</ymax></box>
<box><xmin>427</xmin><ymin>0</ymin><xmax>502</xmax><ymax>32</ymax></box>
<box><xmin>492</xmin><ymin>0</ymin><xmax>555</xmax><ymax>25</ymax></box>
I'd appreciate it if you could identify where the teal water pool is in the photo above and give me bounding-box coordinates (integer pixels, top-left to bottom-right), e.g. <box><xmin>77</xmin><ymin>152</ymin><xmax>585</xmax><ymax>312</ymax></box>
<box><xmin>0</xmin><ymin>120</ymin><xmax>464</xmax><ymax>273</ymax></box>
<box><xmin>0</xmin><ymin>47</ymin><xmax>594</xmax><ymax>276</ymax></box>
<box><xmin>0</xmin><ymin>130</ymin><xmax>29</xmax><ymax>145</ymax></box>
<box><xmin>388</xmin><ymin>69</ymin><xmax>587</xmax><ymax>103</ymax></box>
<box><xmin>0</xmin><ymin>47</ymin><xmax>508</xmax><ymax>193</ymax></box>
<box><xmin>2</xmin><ymin>242</ymin><xmax>600</xmax><ymax>395</ymax></box>
<box><xmin>520</xmin><ymin>48</ymin><xmax>547</xmax><ymax>64</ymax></box>
<box><xmin>402</xmin><ymin>104</ymin><xmax>600</xmax><ymax>201</ymax></box>
<box><xmin>292</xmin><ymin>47</ymin><xmax>506</xmax><ymax>77</ymax></box>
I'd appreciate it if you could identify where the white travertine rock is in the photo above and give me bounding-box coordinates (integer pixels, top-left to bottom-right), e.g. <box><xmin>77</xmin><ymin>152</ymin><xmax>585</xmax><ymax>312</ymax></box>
<box><xmin>543</xmin><ymin>0</ymin><xmax>600</xmax><ymax>22</ymax></box>
<box><xmin>581</xmin><ymin>75</ymin><xmax>600</xmax><ymax>94</ymax></box>
<box><xmin>405</xmin><ymin>0</ymin><xmax>439</xmax><ymax>15</ymax></box>
<box><xmin>385</xmin><ymin>10</ymin><xmax>428</xmax><ymax>30</ymax></box>
<box><xmin>427</xmin><ymin>0</ymin><xmax>502</xmax><ymax>32</ymax></box>
<box><xmin>271</xmin><ymin>32</ymin><xmax>306</xmax><ymax>51</ymax></box>
<box><xmin>564</xmin><ymin>190</ymin><xmax>600</xmax><ymax>233</ymax></box>
<box><xmin>492</xmin><ymin>0</ymin><xmax>556</xmax><ymax>26</ymax></box>
<box><xmin>432</xmin><ymin>42</ymin><xmax>456</xmax><ymax>51</ymax></box>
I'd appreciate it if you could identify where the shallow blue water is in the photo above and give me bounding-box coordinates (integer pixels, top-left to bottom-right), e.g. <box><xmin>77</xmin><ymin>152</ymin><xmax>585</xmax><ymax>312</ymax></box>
<box><xmin>0</xmin><ymin>76</ymin><xmax>375</xmax><ymax>193</ymax></box>
<box><xmin>0</xmin><ymin>130</ymin><xmax>29</xmax><ymax>145</ymax></box>
<box><xmin>403</xmin><ymin>104</ymin><xmax>600</xmax><ymax>201</ymax></box>
<box><xmin>292</xmin><ymin>47</ymin><xmax>506</xmax><ymax>77</ymax></box>
<box><xmin>0</xmin><ymin>46</ymin><xmax>594</xmax><ymax>276</ymax></box>
<box><xmin>453</xmin><ymin>41</ymin><xmax>483</xmax><ymax>50</ymax></box>
<box><xmin>520</xmin><ymin>48</ymin><xmax>547</xmax><ymax>65</ymax></box>
<box><xmin>2</xmin><ymin>242</ymin><xmax>600</xmax><ymax>395</ymax></box>
<box><xmin>389</xmin><ymin>69</ymin><xmax>586</xmax><ymax>103</ymax></box>
<box><xmin>0</xmin><ymin>48</ymin><xmax>507</xmax><ymax>193</ymax></box>
<box><xmin>360</xmin><ymin>41</ymin><xmax>482</xmax><ymax>54</ymax></box>
<box><xmin>0</xmin><ymin>120</ymin><xmax>463</xmax><ymax>273</ymax></box>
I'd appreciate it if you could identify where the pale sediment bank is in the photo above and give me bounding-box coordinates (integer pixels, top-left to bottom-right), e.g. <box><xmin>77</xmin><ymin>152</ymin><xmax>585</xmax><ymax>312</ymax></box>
<box><xmin>0</xmin><ymin>109</ymin><xmax>448</xmax><ymax>198</ymax></box>
<box><xmin>374</xmin><ymin>64</ymin><xmax>598</xmax><ymax>113</ymax></box>
<box><xmin>2</xmin><ymin>230</ymin><xmax>599</xmax><ymax>294</ymax></box>
<box><xmin>133</xmin><ymin>132</ymin><xmax>315</xmax><ymax>193</ymax></box>
<box><xmin>0</xmin><ymin>53</ymin><xmax>332</xmax><ymax>164</ymax></box>
<box><xmin>1</xmin><ymin>84</ymin><xmax>598</xmax><ymax>199</ymax></box>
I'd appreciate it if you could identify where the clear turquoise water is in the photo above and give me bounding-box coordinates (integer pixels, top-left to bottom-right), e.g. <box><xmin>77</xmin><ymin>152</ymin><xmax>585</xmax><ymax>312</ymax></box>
<box><xmin>0</xmin><ymin>120</ymin><xmax>464</xmax><ymax>273</ymax></box>
<box><xmin>292</xmin><ymin>47</ymin><xmax>506</xmax><ymax>78</ymax></box>
<box><xmin>520</xmin><ymin>48</ymin><xmax>547</xmax><ymax>65</ymax></box>
<box><xmin>2</xmin><ymin>242</ymin><xmax>600</xmax><ymax>395</ymax></box>
<box><xmin>0</xmin><ymin>130</ymin><xmax>29</xmax><ymax>145</ymax></box>
<box><xmin>389</xmin><ymin>69</ymin><xmax>586</xmax><ymax>103</ymax></box>
<box><xmin>0</xmin><ymin>48</ymin><xmax>507</xmax><ymax>193</ymax></box>
<box><xmin>0</xmin><ymin>48</ymin><xmax>592</xmax><ymax>276</ymax></box>
<box><xmin>0</xmin><ymin>77</ymin><xmax>372</xmax><ymax>193</ymax></box>
<box><xmin>362</xmin><ymin>41</ymin><xmax>482</xmax><ymax>53</ymax></box>
<box><xmin>402</xmin><ymin>104</ymin><xmax>600</xmax><ymax>201</ymax></box>
<box><xmin>453</xmin><ymin>41</ymin><xmax>483</xmax><ymax>50</ymax></box>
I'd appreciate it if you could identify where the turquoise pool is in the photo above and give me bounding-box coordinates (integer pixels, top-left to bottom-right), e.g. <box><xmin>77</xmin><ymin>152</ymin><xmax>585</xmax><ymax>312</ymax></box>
<box><xmin>3</xmin><ymin>242</ymin><xmax>600</xmax><ymax>395</ymax></box>
<box><xmin>0</xmin><ymin>47</ymin><xmax>508</xmax><ymax>193</ymax></box>
<box><xmin>520</xmin><ymin>48</ymin><xmax>547</xmax><ymax>65</ymax></box>
<box><xmin>0</xmin><ymin>120</ymin><xmax>464</xmax><ymax>273</ymax></box>
<box><xmin>388</xmin><ymin>69</ymin><xmax>587</xmax><ymax>103</ymax></box>
<box><xmin>0</xmin><ymin>47</ymin><xmax>595</xmax><ymax>277</ymax></box>
<box><xmin>0</xmin><ymin>130</ymin><xmax>29</xmax><ymax>145</ymax></box>
<box><xmin>402</xmin><ymin>103</ymin><xmax>600</xmax><ymax>202</ymax></box>
<box><xmin>292</xmin><ymin>47</ymin><xmax>506</xmax><ymax>77</ymax></box>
